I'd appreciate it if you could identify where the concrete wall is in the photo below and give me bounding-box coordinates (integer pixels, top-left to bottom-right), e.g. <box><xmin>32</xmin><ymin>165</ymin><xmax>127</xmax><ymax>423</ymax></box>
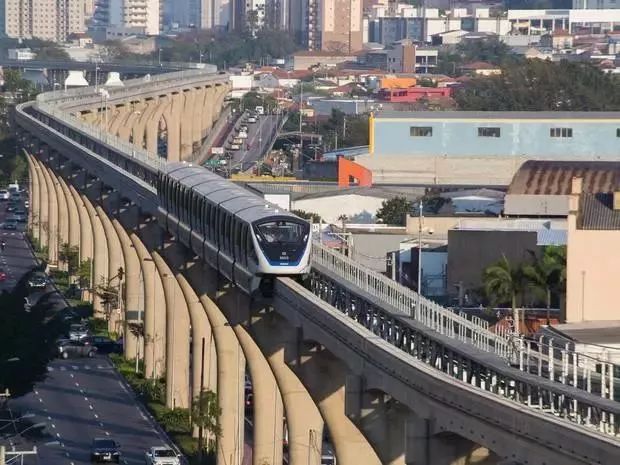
<box><xmin>373</xmin><ymin>115</ymin><xmax>620</xmax><ymax>159</ymax></box>
<box><xmin>292</xmin><ymin>194</ymin><xmax>387</xmax><ymax>224</ymax></box>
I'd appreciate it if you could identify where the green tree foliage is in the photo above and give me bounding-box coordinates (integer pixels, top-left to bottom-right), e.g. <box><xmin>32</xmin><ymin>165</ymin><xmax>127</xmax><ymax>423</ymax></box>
<box><xmin>318</xmin><ymin>109</ymin><xmax>369</xmax><ymax>149</ymax></box>
<box><xmin>438</xmin><ymin>38</ymin><xmax>514</xmax><ymax>75</ymax></box>
<box><xmin>77</xmin><ymin>259</ymin><xmax>92</xmax><ymax>289</ymax></box>
<box><xmin>241</xmin><ymin>91</ymin><xmax>277</xmax><ymax>111</ymax></box>
<box><xmin>59</xmin><ymin>243</ymin><xmax>80</xmax><ymax>276</ymax></box>
<box><xmin>483</xmin><ymin>255</ymin><xmax>527</xmax><ymax>329</ymax></box>
<box><xmin>522</xmin><ymin>246</ymin><xmax>566</xmax><ymax>321</ymax></box>
<box><xmin>376</xmin><ymin>196</ymin><xmax>413</xmax><ymax>226</ymax></box>
<box><xmin>192</xmin><ymin>389</ymin><xmax>221</xmax><ymax>454</ymax></box>
<box><xmin>292</xmin><ymin>209</ymin><xmax>322</xmax><ymax>222</ymax></box>
<box><xmin>35</xmin><ymin>45</ymin><xmax>71</xmax><ymax>61</ymax></box>
<box><xmin>454</xmin><ymin>60</ymin><xmax>620</xmax><ymax>111</ymax></box>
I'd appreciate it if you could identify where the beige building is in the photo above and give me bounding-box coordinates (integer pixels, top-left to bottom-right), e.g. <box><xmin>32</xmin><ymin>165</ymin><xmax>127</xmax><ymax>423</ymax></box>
<box><xmin>566</xmin><ymin>177</ymin><xmax>620</xmax><ymax>322</ymax></box>
<box><xmin>1</xmin><ymin>0</ymin><xmax>85</xmax><ymax>41</ymax></box>
<box><xmin>307</xmin><ymin>0</ymin><xmax>362</xmax><ymax>53</ymax></box>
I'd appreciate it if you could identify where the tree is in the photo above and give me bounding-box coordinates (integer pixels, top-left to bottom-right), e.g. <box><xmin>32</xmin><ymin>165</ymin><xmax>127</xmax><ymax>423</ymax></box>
<box><xmin>35</xmin><ymin>46</ymin><xmax>71</xmax><ymax>61</ymax></box>
<box><xmin>192</xmin><ymin>389</ymin><xmax>221</xmax><ymax>457</ymax></box>
<box><xmin>58</xmin><ymin>243</ymin><xmax>80</xmax><ymax>276</ymax></box>
<box><xmin>77</xmin><ymin>259</ymin><xmax>92</xmax><ymax>289</ymax></box>
<box><xmin>483</xmin><ymin>255</ymin><xmax>527</xmax><ymax>333</ymax></box>
<box><xmin>376</xmin><ymin>197</ymin><xmax>413</xmax><ymax>226</ymax></box>
<box><xmin>522</xmin><ymin>246</ymin><xmax>566</xmax><ymax>323</ymax></box>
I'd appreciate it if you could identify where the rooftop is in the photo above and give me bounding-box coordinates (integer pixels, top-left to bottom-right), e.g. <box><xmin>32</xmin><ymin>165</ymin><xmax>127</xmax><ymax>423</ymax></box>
<box><xmin>374</xmin><ymin>111</ymin><xmax>620</xmax><ymax>120</ymax></box>
<box><xmin>508</xmin><ymin>160</ymin><xmax>620</xmax><ymax>195</ymax></box>
<box><xmin>578</xmin><ymin>192</ymin><xmax>620</xmax><ymax>230</ymax></box>
<box><xmin>549</xmin><ymin>321</ymin><xmax>620</xmax><ymax>345</ymax></box>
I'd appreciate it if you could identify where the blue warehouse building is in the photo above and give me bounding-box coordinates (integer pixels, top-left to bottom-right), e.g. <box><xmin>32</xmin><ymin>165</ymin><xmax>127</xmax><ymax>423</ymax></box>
<box><xmin>355</xmin><ymin>111</ymin><xmax>620</xmax><ymax>186</ymax></box>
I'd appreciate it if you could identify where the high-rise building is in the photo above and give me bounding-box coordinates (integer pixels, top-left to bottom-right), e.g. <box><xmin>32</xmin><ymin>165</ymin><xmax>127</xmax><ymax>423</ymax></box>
<box><xmin>306</xmin><ymin>0</ymin><xmax>362</xmax><ymax>53</ymax></box>
<box><xmin>92</xmin><ymin>0</ymin><xmax>160</xmax><ymax>35</ymax></box>
<box><xmin>0</xmin><ymin>0</ymin><xmax>85</xmax><ymax>41</ymax></box>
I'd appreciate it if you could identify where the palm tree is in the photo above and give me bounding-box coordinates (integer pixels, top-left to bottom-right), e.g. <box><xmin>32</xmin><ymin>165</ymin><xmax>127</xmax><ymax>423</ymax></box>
<box><xmin>522</xmin><ymin>246</ymin><xmax>566</xmax><ymax>324</ymax></box>
<box><xmin>483</xmin><ymin>255</ymin><xmax>526</xmax><ymax>334</ymax></box>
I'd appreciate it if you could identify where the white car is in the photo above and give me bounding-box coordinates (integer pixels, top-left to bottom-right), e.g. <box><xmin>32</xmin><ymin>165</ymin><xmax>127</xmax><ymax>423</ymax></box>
<box><xmin>145</xmin><ymin>446</ymin><xmax>181</xmax><ymax>465</ymax></box>
<box><xmin>0</xmin><ymin>190</ymin><xmax>9</xmax><ymax>201</ymax></box>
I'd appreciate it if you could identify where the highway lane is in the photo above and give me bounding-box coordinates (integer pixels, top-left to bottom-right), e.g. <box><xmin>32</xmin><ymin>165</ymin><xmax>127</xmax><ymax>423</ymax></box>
<box><xmin>0</xmin><ymin>200</ymin><xmax>31</xmax><ymax>292</ymax></box>
<box><xmin>229</xmin><ymin>114</ymin><xmax>280</xmax><ymax>172</ymax></box>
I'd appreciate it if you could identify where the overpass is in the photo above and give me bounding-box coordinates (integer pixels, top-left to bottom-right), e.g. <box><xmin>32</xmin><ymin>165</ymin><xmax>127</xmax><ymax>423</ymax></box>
<box><xmin>14</xmin><ymin>69</ymin><xmax>620</xmax><ymax>465</ymax></box>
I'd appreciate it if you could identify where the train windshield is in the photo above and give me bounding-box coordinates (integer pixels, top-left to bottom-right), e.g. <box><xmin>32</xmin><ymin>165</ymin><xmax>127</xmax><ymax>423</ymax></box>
<box><xmin>256</xmin><ymin>220</ymin><xmax>307</xmax><ymax>244</ymax></box>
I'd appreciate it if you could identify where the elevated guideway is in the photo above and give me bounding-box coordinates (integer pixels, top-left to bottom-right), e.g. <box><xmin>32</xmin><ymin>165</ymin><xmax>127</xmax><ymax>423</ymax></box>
<box><xmin>14</xmin><ymin>73</ymin><xmax>620</xmax><ymax>465</ymax></box>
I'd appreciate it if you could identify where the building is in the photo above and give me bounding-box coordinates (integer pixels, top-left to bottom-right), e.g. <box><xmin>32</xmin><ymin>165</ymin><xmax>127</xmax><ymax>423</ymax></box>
<box><xmin>1</xmin><ymin>0</ymin><xmax>85</xmax><ymax>41</ymax></box>
<box><xmin>447</xmin><ymin>218</ymin><xmax>567</xmax><ymax>306</ymax></box>
<box><xmin>363</xmin><ymin>41</ymin><xmax>438</xmax><ymax>73</ymax></box>
<box><xmin>290</xmin><ymin>51</ymin><xmax>358</xmax><ymax>70</ymax></box>
<box><xmin>306</xmin><ymin>0</ymin><xmax>363</xmax><ymax>53</ymax></box>
<box><xmin>378</xmin><ymin>86</ymin><xmax>452</xmax><ymax>102</ymax></box>
<box><xmin>566</xmin><ymin>176</ymin><xmax>620</xmax><ymax>322</ymax></box>
<box><xmin>459</xmin><ymin>61</ymin><xmax>502</xmax><ymax>76</ymax></box>
<box><xmin>92</xmin><ymin>0</ymin><xmax>160</xmax><ymax>36</ymax></box>
<box><xmin>7</xmin><ymin>48</ymin><xmax>36</xmax><ymax>60</ymax></box>
<box><xmin>539</xmin><ymin>30</ymin><xmax>574</xmax><ymax>50</ymax></box>
<box><xmin>507</xmin><ymin>9</ymin><xmax>620</xmax><ymax>36</ymax></box>
<box><xmin>353</xmin><ymin>111</ymin><xmax>620</xmax><ymax>186</ymax></box>
<box><xmin>311</xmin><ymin>98</ymin><xmax>378</xmax><ymax>116</ymax></box>
<box><xmin>573</xmin><ymin>0</ymin><xmax>620</xmax><ymax>8</ymax></box>
<box><xmin>504</xmin><ymin>160</ymin><xmax>620</xmax><ymax>217</ymax></box>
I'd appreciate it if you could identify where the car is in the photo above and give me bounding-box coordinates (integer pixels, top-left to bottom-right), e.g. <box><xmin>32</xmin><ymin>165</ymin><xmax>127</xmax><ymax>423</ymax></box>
<box><xmin>239</xmin><ymin>125</ymin><xmax>248</xmax><ymax>132</ymax></box>
<box><xmin>91</xmin><ymin>438</ymin><xmax>121</xmax><ymax>463</ymax></box>
<box><xmin>230</xmin><ymin>144</ymin><xmax>241</xmax><ymax>150</ymax></box>
<box><xmin>0</xmin><ymin>269</ymin><xmax>6</xmax><ymax>282</ymax></box>
<box><xmin>5</xmin><ymin>204</ymin><xmax>17</xmax><ymax>213</ymax></box>
<box><xmin>68</xmin><ymin>323</ymin><xmax>90</xmax><ymax>341</ymax></box>
<box><xmin>12</xmin><ymin>214</ymin><xmax>26</xmax><ymax>223</ymax></box>
<box><xmin>83</xmin><ymin>336</ymin><xmax>122</xmax><ymax>354</ymax></box>
<box><xmin>23</xmin><ymin>200</ymin><xmax>29</xmax><ymax>209</ymax></box>
<box><xmin>144</xmin><ymin>446</ymin><xmax>181</xmax><ymax>465</ymax></box>
<box><xmin>10</xmin><ymin>193</ymin><xmax>20</xmax><ymax>202</ymax></box>
<box><xmin>3</xmin><ymin>219</ymin><xmax>17</xmax><ymax>230</ymax></box>
<box><xmin>28</xmin><ymin>274</ymin><xmax>47</xmax><ymax>289</ymax></box>
<box><xmin>0</xmin><ymin>190</ymin><xmax>9</xmax><ymax>201</ymax></box>
<box><xmin>57</xmin><ymin>339</ymin><xmax>97</xmax><ymax>359</ymax></box>
<box><xmin>14</xmin><ymin>208</ymin><xmax>26</xmax><ymax>215</ymax></box>
<box><xmin>247</xmin><ymin>117</ymin><xmax>257</xmax><ymax>123</ymax></box>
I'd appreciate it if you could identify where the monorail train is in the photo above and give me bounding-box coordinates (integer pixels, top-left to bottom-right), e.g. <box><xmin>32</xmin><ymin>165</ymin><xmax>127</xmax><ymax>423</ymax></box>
<box><xmin>156</xmin><ymin>162</ymin><xmax>312</xmax><ymax>295</ymax></box>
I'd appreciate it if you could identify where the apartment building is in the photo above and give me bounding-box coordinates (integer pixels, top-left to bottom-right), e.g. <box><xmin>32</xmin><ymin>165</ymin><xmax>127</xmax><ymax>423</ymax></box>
<box><xmin>92</xmin><ymin>0</ymin><xmax>160</xmax><ymax>36</ymax></box>
<box><xmin>0</xmin><ymin>0</ymin><xmax>85</xmax><ymax>41</ymax></box>
<box><xmin>305</xmin><ymin>0</ymin><xmax>363</xmax><ymax>52</ymax></box>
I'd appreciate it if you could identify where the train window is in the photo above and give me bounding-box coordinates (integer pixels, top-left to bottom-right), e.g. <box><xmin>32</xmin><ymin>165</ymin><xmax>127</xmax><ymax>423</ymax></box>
<box><xmin>247</xmin><ymin>226</ymin><xmax>257</xmax><ymax>263</ymax></box>
<box><xmin>255</xmin><ymin>220</ymin><xmax>307</xmax><ymax>244</ymax></box>
<box><xmin>210</xmin><ymin>204</ymin><xmax>217</xmax><ymax>242</ymax></box>
<box><xmin>225</xmin><ymin>214</ymin><xmax>231</xmax><ymax>252</ymax></box>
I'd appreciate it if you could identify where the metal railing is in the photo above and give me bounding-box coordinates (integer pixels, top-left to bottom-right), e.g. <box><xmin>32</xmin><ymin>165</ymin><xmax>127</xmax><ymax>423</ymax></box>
<box><xmin>311</xmin><ymin>241</ymin><xmax>513</xmax><ymax>359</ymax></box>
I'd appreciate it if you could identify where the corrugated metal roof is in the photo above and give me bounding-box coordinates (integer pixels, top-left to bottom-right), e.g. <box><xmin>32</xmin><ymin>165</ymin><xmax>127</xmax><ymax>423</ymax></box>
<box><xmin>536</xmin><ymin>229</ymin><xmax>567</xmax><ymax>246</ymax></box>
<box><xmin>507</xmin><ymin>160</ymin><xmax>620</xmax><ymax>195</ymax></box>
<box><xmin>578</xmin><ymin>193</ymin><xmax>620</xmax><ymax>230</ymax></box>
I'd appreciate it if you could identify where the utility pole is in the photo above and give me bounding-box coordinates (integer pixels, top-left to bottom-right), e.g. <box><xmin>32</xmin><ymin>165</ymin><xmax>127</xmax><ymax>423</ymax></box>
<box><xmin>417</xmin><ymin>200</ymin><xmax>424</xmax><ymax>317</ymax></box>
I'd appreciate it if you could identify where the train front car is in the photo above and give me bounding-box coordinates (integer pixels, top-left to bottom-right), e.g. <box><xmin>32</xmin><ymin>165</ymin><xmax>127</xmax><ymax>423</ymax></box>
<box><xmin>251</xmin><ymin>214</ymin><xmax>312</xmax><ymax>293</ymax></box>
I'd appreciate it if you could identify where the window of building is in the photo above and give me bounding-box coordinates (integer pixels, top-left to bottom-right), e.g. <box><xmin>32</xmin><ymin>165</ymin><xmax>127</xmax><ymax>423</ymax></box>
<box><xmin>550</xmin><ymin>127</ymin><xmax>573</xmax><ymax>138</ymax></box>
<box><xmin>478</xmin><ymin>127</ymin><xmax>501</xmax><ymax>137</ymax></box>
<box><xmin>617</xmin><ymin>128</ymin><xmax>620</xmax><ymax>137</ymax></box>
<box><xmin>410</xmin><ymin>126</ymin><xmax>433</xmax><ymax>137</ymax></box>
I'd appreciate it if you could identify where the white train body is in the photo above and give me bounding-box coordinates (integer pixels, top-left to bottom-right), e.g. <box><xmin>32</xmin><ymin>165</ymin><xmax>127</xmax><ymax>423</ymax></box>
<box><xmin>157</xmin><ymin>162</ymin><xmax>311</xmax><ymax>294</ymax></box>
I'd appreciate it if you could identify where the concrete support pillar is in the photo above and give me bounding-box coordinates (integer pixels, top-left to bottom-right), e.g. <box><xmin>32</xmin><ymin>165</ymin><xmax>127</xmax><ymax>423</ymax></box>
<box><xmin>96</xmin><ymin>206</ymin><xmax>125</xmax><ymax>334</ymax></box>
<box><xmin>180</xmin><ymin>90</ymin><xmax>196</xmax><ymax>159</ymax></box>
<box><xmin>129</xmin><ymin>233</ymin><xmax>166</xmax><ymax>379</ymax></box>
<box><xmin>40</xmin><ymin>165</ymin><xmax>59</xmax><ymax>264</ymax></box>
<box><xmin>165</xmin><ymin>93</ymin><xmax>184</xmax><ymax>162</ymax></box>
<box><xmin>297</xmin><ymin>345</ymin><xmax>381</xmax><ymax>465</ymax></box>
<box><xmin>213</xmin><ymin>85</ymin><xmax>229</xmax><ymax>121</ymax></box>
<box><xmin>145</xmin><ymin>97</ymin><xmax>170</xmax><ymax>156</ymax></box>
<box><xmin>111</xmin><ymin>219</ymin><xmax>142</xmax><ymax>361</ymax></box>
<box><xmin>50</xmin><ymin>169</ymin><xmax>69</xmax><ymax>268</ymax></box>
<box><xmin>217</xmin><ymin>292</ymin><xmax>284</xmax><ymax>465</ymax></box>
<box><xmin>59</xmin><ymin>178</ymin><xmax>80</xmax><ymax>250</ymax></box>
<box><xmin>82</xmin><ymin>196</ymin><xmax>109</xmax><ymax>316</ymax></box>
<box><xmin>118</xmin><ymin>102</ymin><xmax>147</xmax><ymax>143</ymax></box>
<box><xmin>191</xmin><ymin>88</ymin><xmax>206</xmax><ymax>147</ymax></box>
<box><xmin>109</xmin><ymin>105</ymin><xmax>131</xmax><ymax>138</ymax></box>
<box><xmin>346</xmin><ymin>380</ymin><xmax>407</xmax><ymax>465</ymax></box>
<box><xmin>132</xmin><ymin>98</ymin><xmax>159</xmax><ymax>150</ymax></box>
<box><xmin>36</xmin><ymin>158</ymin><xmax>49</xmax><ymax>249</ymax></box>
<box><xmin>200</xmin><ymin>86</ymin><xmax>216</xmax><ymax>139</ymax></box>
<box><xmin>25</xmin><ymin>154</ymin><xmax>40</xmax><ymax>242</ymax></box>
<box><xmin>249</xmin><ymin>308</ymin><xmax>324</xmax><ymax>465</ymax></box>
<box><xmin>152</xmin><ymin>252</ymin><xmax>191</xmax><ymax>409</ymax></box>
<box><xmin>68</xmin><ymin>185</ymin><xmax>93</xmax><ymax>269</ymax></box>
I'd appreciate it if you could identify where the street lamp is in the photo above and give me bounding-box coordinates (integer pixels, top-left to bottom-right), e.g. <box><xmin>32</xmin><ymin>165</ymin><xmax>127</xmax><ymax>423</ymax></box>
<box><xmin>158</xmin><ymin>49</ymin><xmax>162</xmax><ymax>67</ymax></box>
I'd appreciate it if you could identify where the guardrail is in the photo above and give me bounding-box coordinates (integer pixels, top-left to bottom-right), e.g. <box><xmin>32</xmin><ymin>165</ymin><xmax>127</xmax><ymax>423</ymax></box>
<box><xmin>311</xmin><ymin>241</ymin><xmax>513</xmax><ymax>359</ymax></box>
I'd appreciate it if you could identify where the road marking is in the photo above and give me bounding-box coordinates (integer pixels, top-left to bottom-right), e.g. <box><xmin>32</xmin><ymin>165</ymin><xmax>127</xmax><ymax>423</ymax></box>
<box><xmin>56</xmin><ymin>433</ymin><xmax>61</xmax><ymax>438</ymax></box>
<box><xmin>84</xmin><ymin>365</ymin><xmax>91</xmax><ymax>370</ymax></box>
<box><xmin>89</xmin><ymin>405</ymin><xmax>93</xmax><ymax>410</ymax></box>
<box><xmin>65</xmin><ymin>452</ymin><xmax>69</xmax><ymax>457</ymax></box>
<box><xmin>61</xmin><ymin>443</ymin><xmax>65</xmax><ymax>448</ymax></box>
<box><xmin>75</xmin><ymin>383</ymin><xmax>79</xmax><ymax>387</ymax></box>
<box><xmin>47</xmin><ymin>367</ymin><xmax>54</xmax><ymax>372</ymax></box>
<box><xmin>51</xmin><ymin>424</ymin><xmax>56</xmax><ymax>429</ymax></box>
<box><xmin>105</xmin><ymin>431</ymin><xmax>110</xmax><ymax>436</ymax></box>
<box><xmin>34</xmin><ymin>390</ymin><xmax>38</xmax><ymax>395</ymax></box>
<box><xmin>47</xmin><ymin>416</ymin><xmax>51</xmax><ymax>420</ymax></box>
<box><xmin>71</xmin><ymin>366</ymin><xmax>78</xmax><ymax>370</ymax></box>
<box><xmin>94</xmin><ymin>414</ymin><xmax>99</xmax><ymax>419</ymax></box>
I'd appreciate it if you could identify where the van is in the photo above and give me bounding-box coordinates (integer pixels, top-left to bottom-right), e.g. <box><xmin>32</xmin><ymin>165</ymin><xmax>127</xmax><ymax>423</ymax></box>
<box><xmin>232</xmin><ymin>138</ymin><xmax>243</xmax><ymax>145</ymax></box>
<box><xmin>8</xmin><ymin>182</ymin><xmax>19</xmax><ymax>193</ymax></box>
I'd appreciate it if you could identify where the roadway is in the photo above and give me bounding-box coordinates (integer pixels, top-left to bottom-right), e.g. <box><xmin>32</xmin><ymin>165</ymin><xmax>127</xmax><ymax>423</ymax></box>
<box><xmin>0</xmin><ymin>196</ymin><xmax>181</xmax><ymax>465</ymax></box>
<box><xmin>228</xmin><ymin>114</ymin><xmax>280</xmax><ymax>173</ymax></box>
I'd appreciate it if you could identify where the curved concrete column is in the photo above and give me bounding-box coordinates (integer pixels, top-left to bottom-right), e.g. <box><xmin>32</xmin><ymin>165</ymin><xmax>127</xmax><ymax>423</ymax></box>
<box><xmin>96</xmin><ymin>205</ymin><xmax>125</xmax><ymax>334</ymax></box>
<box><xmin>82</xmin><ymin>196</ymin><xmax>109</xmax><ymax>316</ymax></box>
<box><xmin>132</xmin><ymin>99</ymin><xmax>160</xmax><ymax>150</ymax></box>
<box><xmin>35</xmin><ymin>158</ymin><xmax>49</xmax><ymax>248</ymax></box>
<box><xmin>108</xmin><ymin>105</ymin><xmax>131</xmax><ymax>138</ymax></box>
<box><xmin>213</xmin><ymin>85</ymin><xmax>229</xmax><ymax>121</ymax></box>
<box><xmin>118</xmin><ymin>102</ymin><xmax>147</xmax><ymax>143</ymax></box>
<box><xmin>298</xmin><ymin>346</ymin><xmax>381</xmax><ymax>465</ymax></box>
<box><xmin>50</xmin><ymin>169</ymin><xmax>69</xmax><ymax>268</ymax></box>
<box><xmin>201</xmin><ymin>87</ymin><xmax>216</xmax><ymax>137</ymax></box>
<box><xmin>25</xmin><ymin>154</ymin><xmax>40</xmax><ymax>241</ymax></box>
<box><xmin>191</xmin><ymin>88</ymin><xmax>206</xmax><ymax>147</ymax></box>
<box><xmin>59</xmin><ymin>178</ymin><xmax>80</xmax><ymax>250</ymax></box>
<box><xmin>180</xmin><ymin>89</ymin><xmax>197</xmax><ymax>159</ymax></box>
<box><xmin>145</xmin><ymin>97</ymin><xmax>171</xmax><ymax>156</ymax></box>
<box><xmin>40</xmin><ymin>165</ymin><xmax>59</xmax><ymax>264</ymax></box>
<box><xmin>165</xmin><ymin>93</ymin><xmax>185</xmax><ymax>162</ymax></box>
<box><xmin>152</xmin><ymin>252</ymin><xmax>191</xmax><ymax>409</ymax></box>
<box><xmin>249</xmin><ymin>309</ymin><xmax>324</xmax><ymax>465</ymax></box>
<box><xmin>129</xmin><ymin>233</ymin><xmax>166</xmax><ymax>379</ymax></box>
<box><xmin>68</xmin><ymin>185</ymin><xmax>93</xmax><ymax>266</ymax></box>
<box><xmin>111</xmin><ymin>219</ymin><xmax>142</xmax><ymax>361</ymax></box>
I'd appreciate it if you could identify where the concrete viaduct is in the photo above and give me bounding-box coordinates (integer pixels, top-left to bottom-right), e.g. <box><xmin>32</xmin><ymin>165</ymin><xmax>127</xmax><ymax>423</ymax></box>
<box><xmin>14</xmin><ymin>69</ymin><xmax>620</xmax><ymax>465</ymax></box>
